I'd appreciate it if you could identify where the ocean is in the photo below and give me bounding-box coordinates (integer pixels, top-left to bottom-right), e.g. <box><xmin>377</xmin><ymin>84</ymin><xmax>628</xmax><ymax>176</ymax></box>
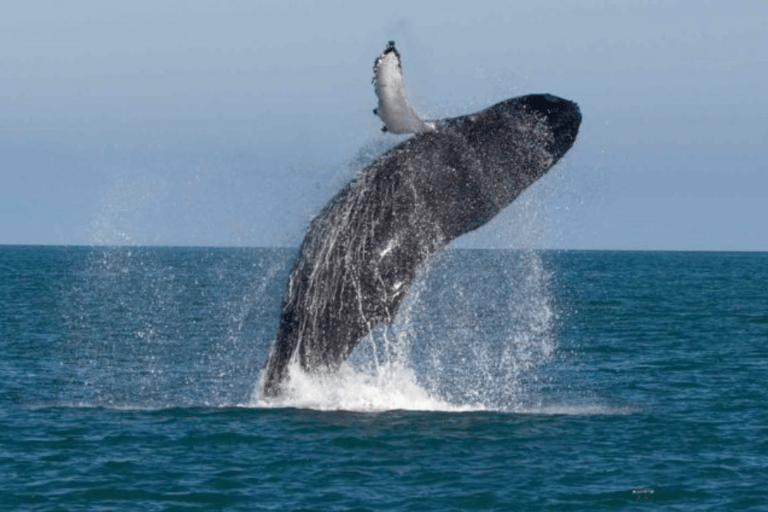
<box><xmin>1</xmin><ymin>245</ymin><xmax>766</xmax><ymax>510</ymax></box>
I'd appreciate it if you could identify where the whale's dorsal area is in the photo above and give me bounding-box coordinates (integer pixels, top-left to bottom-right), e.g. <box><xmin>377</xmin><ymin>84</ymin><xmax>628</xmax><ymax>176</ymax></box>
<box><xmin>372</xmin><ymin>41</ymin><xmax>436</xmax><ymax>134</ymax></box>
<box><xmin>259</xmin><ymin>42</ymin><xmax>582</xmax><ymax>398</ymax></box>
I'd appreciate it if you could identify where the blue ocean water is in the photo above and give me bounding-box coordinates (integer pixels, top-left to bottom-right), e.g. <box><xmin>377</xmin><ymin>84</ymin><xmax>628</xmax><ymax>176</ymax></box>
<box><xmin>1</xmin><ymin>246</ymin><xmax>767</xmax><ymax>510</ymax></box>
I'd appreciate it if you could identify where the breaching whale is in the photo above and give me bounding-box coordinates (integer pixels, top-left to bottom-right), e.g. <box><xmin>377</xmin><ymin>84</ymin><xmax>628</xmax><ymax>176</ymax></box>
<box><xmin>259</xmin><ymin>41</ymin><xmax>581</xmax><ymax>397</ymax></box>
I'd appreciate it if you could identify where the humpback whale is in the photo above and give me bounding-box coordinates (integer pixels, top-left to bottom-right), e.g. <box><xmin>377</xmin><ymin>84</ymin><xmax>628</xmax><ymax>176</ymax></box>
<box><xmin>260</xmin><ymin>42</ymin><xmax>581</xmax><ymax>397</ymax></box>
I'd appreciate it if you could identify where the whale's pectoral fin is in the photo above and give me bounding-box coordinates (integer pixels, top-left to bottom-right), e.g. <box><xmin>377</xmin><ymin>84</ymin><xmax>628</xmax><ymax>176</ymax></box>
<box><xmin>372</xmin><ymin>40</ymin><xmax>434</xmax><ymax>134</ymax></box>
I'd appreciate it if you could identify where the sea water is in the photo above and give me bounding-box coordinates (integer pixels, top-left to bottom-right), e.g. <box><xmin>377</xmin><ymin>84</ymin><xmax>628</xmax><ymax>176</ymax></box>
<box><xmin>1</xmin><ymin>246</ymin><xmax>766</xmax><ymax>510</ymax></box>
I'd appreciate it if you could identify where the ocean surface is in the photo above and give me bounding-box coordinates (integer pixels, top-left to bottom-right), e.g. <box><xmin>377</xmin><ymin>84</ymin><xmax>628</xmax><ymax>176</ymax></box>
<box><xmin>1</xmin><ymin>245</ymin><xmax>766</xmax><ymax>510</ymax></box>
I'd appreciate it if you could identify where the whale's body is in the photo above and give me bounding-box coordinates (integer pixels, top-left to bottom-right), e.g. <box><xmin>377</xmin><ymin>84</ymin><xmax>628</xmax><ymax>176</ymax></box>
<box><xmin>260</xmin><ymin>91</ymin><xmax>581</xmax><ymax>397</ymax></box>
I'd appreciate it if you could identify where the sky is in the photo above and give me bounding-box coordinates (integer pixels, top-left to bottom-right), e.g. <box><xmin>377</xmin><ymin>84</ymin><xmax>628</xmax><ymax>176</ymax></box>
<box><xmin>1</xmin><ymin>0</ymin><xmax>766</xmax><ymax>250</ymax></box>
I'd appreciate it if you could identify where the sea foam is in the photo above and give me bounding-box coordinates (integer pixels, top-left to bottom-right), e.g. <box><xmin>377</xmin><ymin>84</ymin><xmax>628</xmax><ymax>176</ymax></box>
<box><xmin>250</xmin><ymin>360</ymin><xmax>485</xmax><ymax>412</ymax></box>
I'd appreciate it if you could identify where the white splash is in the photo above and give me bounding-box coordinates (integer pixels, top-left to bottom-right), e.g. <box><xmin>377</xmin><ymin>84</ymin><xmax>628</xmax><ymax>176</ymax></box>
<box><xmin>250</xmin><ymin>359</ymin><xmax>485</xmax><ymax>412</ymax></box>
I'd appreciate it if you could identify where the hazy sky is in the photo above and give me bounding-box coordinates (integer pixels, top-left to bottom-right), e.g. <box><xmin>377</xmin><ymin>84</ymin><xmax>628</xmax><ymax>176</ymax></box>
<box><xmin>2</xmin><ymin>1</ymin><xmax>766</xmax><ymax>250</ymax></box>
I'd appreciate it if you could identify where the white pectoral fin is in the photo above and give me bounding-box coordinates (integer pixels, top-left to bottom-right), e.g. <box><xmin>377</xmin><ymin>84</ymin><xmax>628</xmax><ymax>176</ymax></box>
<box><xmin>372</xmin><ymin>41</ymin><xmax>435</xmax><ymax>134</ymax></box>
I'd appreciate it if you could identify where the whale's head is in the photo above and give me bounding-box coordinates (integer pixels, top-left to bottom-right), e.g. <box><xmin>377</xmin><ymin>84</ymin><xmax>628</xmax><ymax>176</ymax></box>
<box><xmin>521</xmin><ymin>93</ymin><xmax>582</xmax><ymax>163</ymax></box>
<box><xmin>454</xmin><ymin>93</ymin><xmax>579</xmax><ymax>190</ymax></box>
<box><xmin>457</xmin><ymin>93</ymin><xmax>581</xmax><ymax>170</ymax></box>
<box><xmin>416</xmin><ymin>93</ymin><xmax>581</xmax><ymax>237</ymax></box>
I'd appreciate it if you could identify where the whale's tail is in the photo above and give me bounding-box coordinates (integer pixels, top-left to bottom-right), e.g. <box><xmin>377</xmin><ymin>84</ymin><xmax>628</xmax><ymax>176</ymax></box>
<box><xmin>372</xmin><ymin>41</ymin><xmax>436</xmax><ymax>134</ymax></box>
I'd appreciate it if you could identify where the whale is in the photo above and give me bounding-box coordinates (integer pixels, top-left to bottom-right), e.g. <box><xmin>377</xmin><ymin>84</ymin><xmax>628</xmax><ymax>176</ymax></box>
<box><xmin>259</xmin><ymin>42</ymin><xmax>581</xmax><ymax>397</ymax></box>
